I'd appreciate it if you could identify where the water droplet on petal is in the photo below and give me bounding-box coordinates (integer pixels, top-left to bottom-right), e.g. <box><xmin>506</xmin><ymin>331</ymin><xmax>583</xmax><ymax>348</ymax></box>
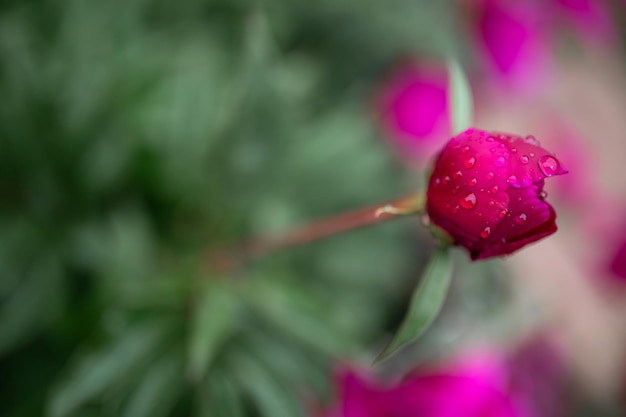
<box><xmin>435</xmin><ymin>177</ymin><xmax>441</xmax><ymax>185</ymax></box>
<box><xmin>460</xmin><ymin>192</ymin><xmax>477</xmax><ymax>209</ymax></box>
<box><xmin>452</xmin><ymin>186</ymin><xmax>460</xmax><ymax>194</ymax></box>
<box><xmin>525</xmin><ymin>135</ymin><xmax>540</xmax><ymax>146</ymax></box>
<box><xmin>465</xmin><ymin>156</ymin><xmax>476</xmax><ymax>169</ymax></box>
<box><xmin>515</xmin><ymin>213</ymin><xmax>527</xmax><ymax>224</ymax></box>
<box><xmin>494</xmin><ymin>156</ymin><xmax>506</xmax><ymax>167</ymax></box>
<box><xmin>480</xmin><ymin>227</ymin><xmax>491</xmax><ymax>238</ymax></box>
<box><xmin>465</xmin><ymin>128</ymin><xmax>475</xmax><ymax>134</ymax></box>
<box><xmin>491</xmin><ymin>185</ymin><xmax>499</xmax><ymax>193</ymax></box>
<box><xmin>469</xmin><ymin>178</ymin><xmax>478</xmax><ymax>187</ymax></box>
<box><xmin>453</xmin><ymin>170</ymin><xmax>463</xmax><ymax>179</ymax></box>
<box><xmin>499</xmin><ymin>209</ymin><xmax>508</xmax><ymax>218</ymax></box>
<box><xmin>539</xmin><ymin>190</ymin><xmax>548</xmax><ymax>199</ymax></box>
<box><xmin>529</xmin><ymin>152</ymin><xmax>535</xmax><ymax>157</ymax></box>
<box><xmin>486</xmin><ymin>171</ymin><xmax>495</xmax><ymax>180</ymax></box>
<box><xmin>488</xmin><ymin>200</ymin><xmax>495</xmax><ymax>207</ymax></box>
<box><xmin>520</xmin><ymin>155</ymin><xmax>529</xmax><ymax>164</ymax></box>
<box><xmin>443</xmin><ymin>175</ymin><xmax>451</xmax><ymax>184</ymax></box>
<box><xmin>507</xmin><ymin>175</ymin><xmax>519</xmax><ymax>186</ymax></box>
<box><xmin>486</xmin><ymin>136</ymin><xmax>494</xmax><ymax>142</ymax></box>
<box><xmin>462</xmin><ymin>146</ymin><xmax>470</xmax><ymax>154</ymax></box>
<box><xmin>490</xmin><ymin>147</ymin><xmax>496</xmax><ymax>152</ymax></box>
<box><xmin>452</xmin><ymin>205</ymin><xmax>459</xmax><ymax>214</ymax></box>
<box><xmin>538</xmin><ymin>155</ymin><xmax>560</xmax><ymax>177</ymax></box>
<box><xmin>511</xmin><ymin>147</ymin><xmax>517</xmax><ymax>153</ymax></box>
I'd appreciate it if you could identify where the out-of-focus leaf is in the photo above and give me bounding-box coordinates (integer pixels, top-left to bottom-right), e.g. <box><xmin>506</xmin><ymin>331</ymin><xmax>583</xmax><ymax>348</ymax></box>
<box><xmin>121</xmin><ymin>351</ymin><xmax>183</xmax><ymax>417</ymax></box>
<box><xmin>187</xmin><ymin>281</ymin><xmax>239</xmax><ymax>382</ymax></box>
<box><xmin>243</xmin><ymin>326</ymin><xmax>331</xmax><ymax>399</ymax></box>
<box><xmin>232</xmin><ymin>349</ymin><xmax>305</xmax><ymax>417</ymax></box>
<box><xmin>48</xmin><ymin>323</ymin><xmax>168</xmax><ymax>417</ymax></box>
<box><xmin>0</xmin><ymin>253</ymin><xmax>64</xmax><ymax>355</ymax></box>
<box><xmin>200</xmin><ymin>371</ymin><xmax>245</xmax><ymax>417</ymax></box>
<box><xmin>377</xmin><ymin>246</ymin><xmax>453</xmax><ymax>361</ymax></box>
<box><xmin>243</xmin><ymin>279</ymin><xmax>356</xmax><ymax>356</ymax></box>
<box><xmin>447</xmin><ymin>58</ymin><xmax>474</xmax><ymax>134</ymax></box>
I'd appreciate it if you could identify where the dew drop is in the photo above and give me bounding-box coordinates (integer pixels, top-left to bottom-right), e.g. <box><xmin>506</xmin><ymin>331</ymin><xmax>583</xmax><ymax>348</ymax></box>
<box><xmin>452</xmin><ymin>186</ymin><xmax>460</xmax><ymax>194</ymax></box>
<box><xmin>465</xmin><ymin>156</ymin><xmax>476</xmax><ymax>169</ymax></box>
<box><xmin>462</xmin><ymin>146</ymin><xmax>470</xmax><ymax>154</ymax></box>
<box><xmin>435</xmin><ymin>177</ymin><xmax>441</xmax><ymax>185</ymax></box>
<box><xmin>452</xmin><ymin>205</ymin><xmax>459</xmax><ymax>214</ymax></box>
<box><xmin>491</xmin><ymin>185</ymin><xmax>499</xmax><ymax>193</ymax></box>
<box><xmin>511</xmin><ymin>147</ymin><xmax>518</xmax><ymax>153</ymax></box>
<box><xmin>539</xmin><ymin>190</ymin><xmax>548</xmax><ymax>199</ymax></box>
<box><xmin>529</xmin><ymin>152</ymin><xmax>535</xmax><ymax>157</ymax></box>
<box><xmin>453</xmin><ymin>170</ymin><xmax>463</xmax><ymax>179</ymax></box>
<box><xmin>469</xmin><ymin>178</ymin><xmax>478</xmax><ymax>187</ymax></box>
<box><xmin>465</xmin><ymin>128</ymin><xmax>475</xmax><ymax>134</ymax></box>
<box><xmin>488</xmin><ymin>200</ymin><xmax>495</xmax><ymax>207</ymax></box>
<box><xmin>499</xmin><ymin>209</ymin><xmax>508</xmax><ymax>218</ymax></box>
<box><xmin>515</xmin><ymin>213</ymin><xmax>527</xmax><ymax>224</ymax></box>
<box><xmin>490</xmin><ymin>147</ymin><xmax>496</xmax><ymax>152</ymax></box>
<box><xmin>486</xmin><ymin>136</ymin><xmax>494</xmax><ymax>142</ymax></box>
<box><xmin>525</xmin><ymin>135</ymin><xmax>540</xmax><ymax>146</ymax></box>
<box><xmin>486</xmin><ymin>171</ymin><xmax>495</xmax><ymax>180</ymax></box>
<box><xmin>443</xmin><ymin>175</ymin><xmax>451</xmax><ymax>184</ymax></box>
<box><xmin>507</xmin><ymin>175</ymin><xmax>519</xmax><ymax>186</ymax></box>
<box><xmin>538</xmin><ymin>155</ymin><xmax>560</xmax><ymax>177</ymax></box>
<box><xmin>460</xmin><ymin>192</ymin><xmax>477</xmax><ymax>209</ymax></box>
<box><xmin>520</xmin><ymin>155</ymin><xmax>529</xmax><ymax>164</ymax></box>
<box><xmin>480</xmin><ymin>227</ymin><xmax>491</xmax><ymax>238</ymax></box>
<box><xmin>494</xmin><ymin>156</ymin><xmax>506</xmax><ymax>167</ymax></box>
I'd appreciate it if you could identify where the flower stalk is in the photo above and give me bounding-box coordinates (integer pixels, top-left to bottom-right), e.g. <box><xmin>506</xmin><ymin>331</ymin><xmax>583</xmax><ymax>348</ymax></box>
<box><xmin>210</xmin><ymin>192</ymin><xmax>425</xmax><ymax>272</ymax></box>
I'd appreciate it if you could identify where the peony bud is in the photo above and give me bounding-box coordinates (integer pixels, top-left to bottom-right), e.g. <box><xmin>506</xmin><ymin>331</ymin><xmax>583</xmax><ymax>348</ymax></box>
<box><xmin>426</xmin><ymin>129</ymin><xmax>567</xmax><ymax>260</ymax></box>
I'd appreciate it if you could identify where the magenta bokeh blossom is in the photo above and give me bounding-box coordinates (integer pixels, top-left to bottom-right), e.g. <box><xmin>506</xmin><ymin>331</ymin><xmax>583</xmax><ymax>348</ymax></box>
<box><xmin>376</xmin><ymin>63</ymin><xmax>449</xmax><ymax>164</ymax></box>
<box><xmin>467</xmin><ymin>0</ymin><xmax>614</xmax><ymax>90</ymax></box>
<box><xmin>553</xmin><ymin>0</ymin><xmax>614</xmax><ymax>43</ymax></box>
<box><xmin>322</xmin><ymin>341</ymin><xmax>565</xmax><ymax>417</ymax></box>
<box><xmin>470</xmin><ymin>0</ymin><xmax>551</xmax><ymax>89</ymax></box>
<box><xmin>426</xmin><ymin>129</ymin><xmax>567</xmax><ymax>260</ymax></box>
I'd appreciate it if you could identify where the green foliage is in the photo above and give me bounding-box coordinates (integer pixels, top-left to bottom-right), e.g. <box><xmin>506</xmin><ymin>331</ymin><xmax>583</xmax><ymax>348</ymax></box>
<box><xmin>0</xmin><ymin>1</ymin><xmax>502</xmax><ymax>416</ymax></box>
<box><xmin>447</xmin><ymin>57</ymin><xmax>474</xmax><ymax>134</ymax></box>
<box><xmin>377</xmin><ymin>246</ymin><xmax>453</xmax><ymax>362</ymax></box>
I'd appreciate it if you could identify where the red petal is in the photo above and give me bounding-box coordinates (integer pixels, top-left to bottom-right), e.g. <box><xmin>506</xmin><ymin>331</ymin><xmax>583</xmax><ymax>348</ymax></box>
<box><xmin>427</xmin><ymin>129</ymin><xmax>510</xmax><ymax>241</ymax></box>
<box><xmin>491</xmin><ymin>132</ymin><xmax>568</xmax><ymax>188</ymax></box>
<box><xmin>472</xmin><ymin>186</ymin><xmax>557</xmax><ymax>260</ymax></box>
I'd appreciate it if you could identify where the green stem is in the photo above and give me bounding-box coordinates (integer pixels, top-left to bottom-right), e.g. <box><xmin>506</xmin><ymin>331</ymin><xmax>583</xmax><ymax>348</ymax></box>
<box><xmin>209</xmin><ymin>192</ymin><xmax>425</xmax><ymax>272</ymax></box>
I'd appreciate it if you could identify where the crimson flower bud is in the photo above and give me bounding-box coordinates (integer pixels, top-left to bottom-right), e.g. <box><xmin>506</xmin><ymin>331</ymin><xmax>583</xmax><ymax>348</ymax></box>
<box><xmin>426</xmin><ymin>129</ymin><xmax>567</xmax><ymax>260</ymax></box>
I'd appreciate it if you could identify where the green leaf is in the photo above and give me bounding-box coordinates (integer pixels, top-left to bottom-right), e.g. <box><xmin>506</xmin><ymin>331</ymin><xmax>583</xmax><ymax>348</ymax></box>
<box><xmin>232</xmin><ymin>349</ymin><xmax>305</xmax><ymax>417</ymax></box>
<box><xmin>48</xmin><ymin>323</ymin><xmax>168</xmax><ymax>417</ymax></box>
<box><xmin>243</xmin><ymin>279</ymin><xmax>356</xmax><ymax>356</ymax></box>
<box><xmin>187</xmin><ymin>282</ymin><xmax>239</xmax><ymax>382</ymax></box>
<box><xmin>122</xmin><ymin>352</ymin><xmax>183</xmax><ymax>417</ymax></box>
<box><xmin>447</xmin><ymin>58</ymin><xmax>474</xmax><ymax>134</ymax></box>
<box><xmin>200</xmin><ymin>372</ymin><xmax>245</xmax><ymax>417</ymax></box>
<box><xmin>377</xmin><ymin>246</ymin><xmax>453</xmax><ymax>362</ymax></box>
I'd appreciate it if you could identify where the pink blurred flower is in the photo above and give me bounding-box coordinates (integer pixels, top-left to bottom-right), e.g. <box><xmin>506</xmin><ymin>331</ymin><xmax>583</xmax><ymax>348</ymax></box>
<box><xmin>469</xmin><ymin>0</ymin><xmax>552</xmax><ymax>91</ymax></box>
<box><xmin>322</xmin><ymin>340</ymin><xmax>565</xmax><ymax>417</ymax></box>
<box><xmin>609</xmin><ymin>239</ymin><xmax>626</xmax><ymax>282</ymax></box>
<box><xmin>466</xmin><ymin>0</ymin><xmax>614</xmax><ymax>92</ymax></box>
<box><xmin>376</xmin><ymin>62</ymin><xmax>450</xmax><ymax>165</ymax></box>
<box><xmin>552</xmin><ymin>0</ymin><xmax>614</xmax><ymax>44</ymax></box>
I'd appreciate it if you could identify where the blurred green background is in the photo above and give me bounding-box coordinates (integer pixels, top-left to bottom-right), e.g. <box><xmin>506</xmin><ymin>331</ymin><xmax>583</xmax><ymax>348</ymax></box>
<box><xmin>0</xmin><ymin>1</ymin><xmax>483</xmax><ymax>416</ymax></box>
<box><xmin>13</xmin><ymin>0</ymin><xmax>626</xmax><ymax>414</ymax></box>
